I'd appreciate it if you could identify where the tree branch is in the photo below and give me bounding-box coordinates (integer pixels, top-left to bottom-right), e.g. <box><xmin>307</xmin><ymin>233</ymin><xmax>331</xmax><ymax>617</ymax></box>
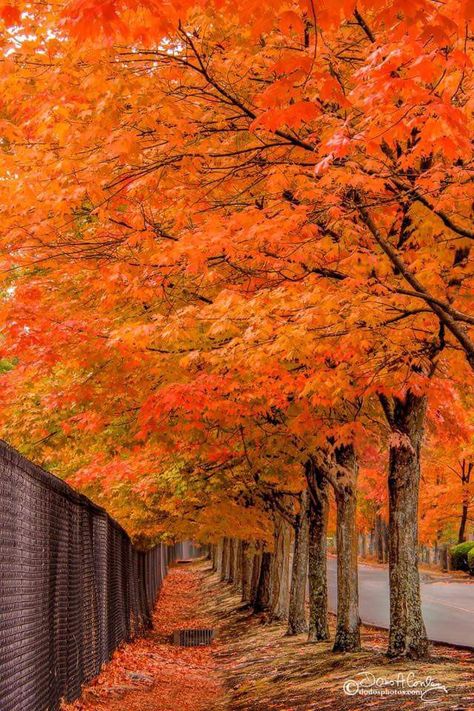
<box><xmin>356</xmin><ymin>198</ymin><xmax>474</xmax><ymax>371</ymax></box>
<box><xmin>354</xmin><ymin>8</ymin><xmax>375</xmax><ymax>43</ymax></box>
<box><xmin>391</xmin><ymin>178</ymin><xmax>474</xmax><ymax>242</ymax></box>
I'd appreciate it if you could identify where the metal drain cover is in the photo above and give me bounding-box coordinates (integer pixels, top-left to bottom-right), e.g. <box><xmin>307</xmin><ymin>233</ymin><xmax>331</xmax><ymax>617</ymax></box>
<box><xmin>172</xmin><ymin>629</ymin><xmax>214</xmax><ymax>646</ymax></box>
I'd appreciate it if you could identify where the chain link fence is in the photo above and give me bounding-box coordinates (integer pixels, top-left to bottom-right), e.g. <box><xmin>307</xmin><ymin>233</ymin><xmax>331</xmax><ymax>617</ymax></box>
<box><xmin>0</xmin><ymin>440</ymin><xmax>201</xmax><ymax>711</ymax></box>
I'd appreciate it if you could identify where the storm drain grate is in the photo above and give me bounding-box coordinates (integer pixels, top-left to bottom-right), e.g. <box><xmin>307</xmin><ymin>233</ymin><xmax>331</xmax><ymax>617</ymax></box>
<box><xmin>172</xmin><ymin>629</ymin><xmax>214</xmax><ymax>647</ymax></box>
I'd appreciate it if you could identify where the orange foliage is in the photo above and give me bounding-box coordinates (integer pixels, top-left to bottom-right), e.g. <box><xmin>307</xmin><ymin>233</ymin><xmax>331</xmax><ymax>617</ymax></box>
<box><xmin>0</xmin><ymin>0</ymin><xmax>470</xmax><ymax>544</ymax></box>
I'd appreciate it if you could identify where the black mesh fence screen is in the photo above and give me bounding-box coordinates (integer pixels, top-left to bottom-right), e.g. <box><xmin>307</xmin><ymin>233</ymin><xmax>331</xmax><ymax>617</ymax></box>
<box><xmin>0</xmin><ymin>440</ymin><xmax>203</xmax><ymax>711</ymax></box>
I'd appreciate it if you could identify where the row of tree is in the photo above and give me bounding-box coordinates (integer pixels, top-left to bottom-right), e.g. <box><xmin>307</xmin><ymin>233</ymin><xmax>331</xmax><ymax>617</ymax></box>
<box><xmin>0</xmin><ymin>0</ymin><xmax>471</xmax><ymax>661</ymax></box>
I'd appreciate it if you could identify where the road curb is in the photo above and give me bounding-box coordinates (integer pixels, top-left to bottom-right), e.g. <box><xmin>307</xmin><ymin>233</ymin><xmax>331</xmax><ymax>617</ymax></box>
<box><xmin>328</xmin><ymin>612</ymin><xmax>474</xmax><ymax>653</ymax></box>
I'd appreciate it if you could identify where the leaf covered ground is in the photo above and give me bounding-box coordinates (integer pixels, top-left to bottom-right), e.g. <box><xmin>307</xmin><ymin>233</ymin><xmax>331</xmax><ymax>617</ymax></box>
<box><xmin>61</xmin><ymin>563</ymin><xmax>223</xmax><ymax>711</ymax></box>
<box><xmin>63</xmin><ymin>561</ymin><xmax>474</xmax><ymax>711</ymax></box>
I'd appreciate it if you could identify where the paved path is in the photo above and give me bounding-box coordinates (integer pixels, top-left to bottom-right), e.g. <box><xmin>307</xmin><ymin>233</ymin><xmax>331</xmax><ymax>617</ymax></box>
<box><xmin>327</xmin><ymin>558</ymin><xmax>474</xmax><ymax>648</ymax></box>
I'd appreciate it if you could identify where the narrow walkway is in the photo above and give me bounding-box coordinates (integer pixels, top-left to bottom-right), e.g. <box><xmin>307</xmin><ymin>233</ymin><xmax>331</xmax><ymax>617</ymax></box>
<box><xmin>62</xmin><ymin>562</ymin><xmax>224</xmax><ymax>711</ymax></box>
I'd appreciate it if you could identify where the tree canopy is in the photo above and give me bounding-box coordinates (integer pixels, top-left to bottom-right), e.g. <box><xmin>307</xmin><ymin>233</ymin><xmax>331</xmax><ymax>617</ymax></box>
<box><xmin>0</xmin><ymin>0</ymin><xmax>471</xmax><ymax>564</ymax></box>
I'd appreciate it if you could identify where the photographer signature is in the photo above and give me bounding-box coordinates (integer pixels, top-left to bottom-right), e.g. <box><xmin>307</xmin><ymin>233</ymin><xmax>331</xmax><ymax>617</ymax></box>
<box><xmin>343</xmin><ymin>671</ymin><xmax>448</xmax><ymax>703</ymax></box>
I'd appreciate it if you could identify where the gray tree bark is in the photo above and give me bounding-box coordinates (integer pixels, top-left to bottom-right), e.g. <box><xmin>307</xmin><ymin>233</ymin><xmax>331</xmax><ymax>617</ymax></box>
<box><xmin>307</xmin><ymin>460</ymin><xmax>330</xmax><ymax>642</ymax></box>
<box><xmin>375</xmin><ymin>514</ymin><xmax>384</xmax><ymax>563</ymax></box>
<box><xmin>249</xmin><ymin>545</ymin><xmax>262</xmax><ymax>607</ymax></box>
<box><xmin>228</xmin><ymin>538</ymin><xmax>236</xmax><ymax>583</ymax></box>
<box><xmin>234</xmin><ymin>539</ymin><xmax>243</xmax><ymax>590</ymax></box>
<box><xmin>254</xmin><ymin>550</ymin><xmax>273</xmax><ymax>613</ymax></box>
<box><xmin>241</xmin><ymin>541</ymin><xmax>253</xmax><ymax>603</ymax></box>
<box><xmin>221</xmin><ymin>537</ymin><xmax>230</xmax><ymax>582</ymax></box>
<box><xmin>333</xmin><ymin>443</ymin><xmax>361</xmax><ymax>652</ymax></box>
<box><xmin>458</xmin><ymin>460</ymin><xmax>472</xmax><ymax>543</ymax></box>
<box><xmin>380</xmin><ymin>391</ymin><xmax>429</xmax><ymax>659</ymax></box>
<box><xmin>269</xmin><ymin>511</ymin><xmax>292</xmax><ymax>621</ymax></box>
<box><xmin>216</xmin><ymin>539</ymin><xmax>224</xmax><ymax>576</ymax></box>
<box><xmin>287</xmin><ymin>489</ymin><xmax>309</xmax><ymax>635</ymax></box>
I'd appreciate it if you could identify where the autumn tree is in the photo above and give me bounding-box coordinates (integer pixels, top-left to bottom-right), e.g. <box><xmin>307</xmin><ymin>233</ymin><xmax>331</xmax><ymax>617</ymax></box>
<box><xmin>0</xmin><ymin>0</ymin><xmax>471</xmax><ymax>662</ymax></box>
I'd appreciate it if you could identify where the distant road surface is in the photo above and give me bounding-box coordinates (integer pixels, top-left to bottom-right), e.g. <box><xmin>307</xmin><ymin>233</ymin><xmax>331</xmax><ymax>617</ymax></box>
<box><xmin>327</xmin><ymin>558</ymin><xmax>474</xmax><ymax>648</ymax></box>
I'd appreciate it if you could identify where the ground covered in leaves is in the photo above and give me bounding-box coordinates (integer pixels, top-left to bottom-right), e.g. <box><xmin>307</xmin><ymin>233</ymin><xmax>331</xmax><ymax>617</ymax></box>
<box><xmin>61</xmin><ymin>563</ymin><xmax>223</xmax><ymax>711</ymax></box>
<box><xmin>64</xmin><ymin>561</ymin><xmax>474</xmax><ymax>711</ymax></box>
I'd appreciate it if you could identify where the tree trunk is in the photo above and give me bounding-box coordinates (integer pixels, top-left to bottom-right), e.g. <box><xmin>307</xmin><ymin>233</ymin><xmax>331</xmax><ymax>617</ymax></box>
<box><xmin>369</xmin><ymin>528</ymin><xmax>375</xmax><ymax>557</ymax></box>
<box><xmin>333</xmin><ymin>444</ymin><xmax>361</xmax><ymax>653</ymax></box>
<box><xmin>375</xmin><ymin>515</ymin><xmax>384</xmax><ymax>563</ymax></box>
<box><xmin>381</xmin><ymin>391</ymin><xmax>429</xmax><ymax>659</ymax></box>
<box><xmin>228</xmin><ymin>538</ymin><xmax>236</xmax><ymax>583</ymax></box>
<box><xmin>307</xmin><ymin>461</ymin><xmax>330</xmax><ymax>642</ymax></box>
<box><xmin>287</xmin><ymin>489</ymin><xmax>309</xmax><ymax>635</ymax></box>
<box><xmin>269</xmin><ymin>512</ymin><xmax>292</xmax><ymax>621</ymax></box>
<box><xmin>241</xmin><ymin>541</ymin><xmax>253</xmax><ymax>603</ymax></box>
<box><xmin>375</xmin><ymin>515</ymin><xmax>389</xmax><ymax>563</ymax></box>
<box><xmin>221</xmin><ymin>537</ymin><xmax>230</xmax><ymax>582</ymax></box>
<box><xmin>250</xmin><ymin>546</ymin><xmax>262</xmax><ymax>607</ymax></box>
<box><xmin>254</xmin><ymin>551</ymin><xmax>273</xmax><ymax>613</ymax></box>
<box><xmin>234</xmin><ymin>539</ymin><xmax>243</xmax><ymax>590</ymax></box>
<box><xmin>441</xmin><ymin>543</ymin><xmax>450</xmax><ymax>571</ymax></box>
<box><xmin>458</xmin><ymin>505</ymin><xmax>468</xmax><ymax>544</ymax></box>
<box><xmin>383</xmin><ymin>519</ymin><xmax>389</xmax><ymax>564</ymax></box>
<box><xmin>458</xmin><ymin>460</ymin><xmax>472</xmax><ymax>543</ymax></box>
<box><xmin>216</xmin><ymin>539</ymin><xmax>224</xmax><ymax>576</ymax></box>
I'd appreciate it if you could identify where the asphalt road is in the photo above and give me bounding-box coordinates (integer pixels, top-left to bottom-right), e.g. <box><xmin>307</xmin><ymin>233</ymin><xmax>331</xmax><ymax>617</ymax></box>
<box><xmin>327</xmin><ymin>557</ymin><xmax>474</xmax><ymax>648</ymax></box>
